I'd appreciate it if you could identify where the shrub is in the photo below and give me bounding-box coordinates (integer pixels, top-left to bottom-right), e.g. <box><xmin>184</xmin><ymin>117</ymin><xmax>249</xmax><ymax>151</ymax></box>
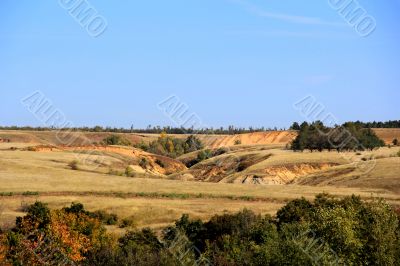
<box><xmin>139</xmin><ymin>158</ymin><xmax>148</xmax><ymax>169</ymax></box>
<box><xmin>68</xmin><ymin>160</ymin><xmax>79</xmax><ymax>170</ymax></box>
<box><xmin>197</xmin><ymin>149</ymin><xmax>212</xmax><ymax>162</ymax></box>
<box><xmin>125</xmin><ymin>166</ymin><xmax>135</xmax><ymax>177</ymax></box>
<box><xmin>16</xmin><ymin>201</ymin><xmax>51</xmax><ymax>230</ymax></box>
<box><xmin>120</xmin><ymin>217</ymin><xmax>136</xmax><ymax>228</ymax></box>
<box><xmin>276</xmin><ymin>197</ymin><xmax>313</xmax><ymax>225</ymax></box>
<box><xmin>22</xmin><ymin>191</ymin><xmax>39</xmax><ymax>196</ymax></box>
<box><xmin>63</xmin><ymin>202</ymin><xmax>88</xmax><ymax>215</ymax></box>
<box><xmin>393</xmin><ymin>138</ymin><xmax>398</xmax><ymax>146</ymax></box>
<box><xmin>134</xmin><ymin>141</ymin><xmax>149</xmax><ymax>151</ymax></box>
<box><xmin>103</xmin><ymin>135</ymin><xmax>131</xmax><ymax>146</ymax></box>
<box><xmin>234</xmin><ymin>139</ymin><xmax>242</xmax><ymax>145</ymax></box>
<box><xmin>91</xmin><ymin>210</ymin><xmax>118</xmax><ymax>225</ymax></box>
<box><xmin>214</xmin><ymin>147</ymin><xmax>229</xmax><ymax>156</ymax></box>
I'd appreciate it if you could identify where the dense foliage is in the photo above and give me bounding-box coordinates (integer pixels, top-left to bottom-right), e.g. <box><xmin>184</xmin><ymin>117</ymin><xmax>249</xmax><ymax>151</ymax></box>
<box><xmin>290</xmin><ymin>121</ymin><xmax>385</xmax><ymax>152</ymax></box>
<box><xmin>345</xmin><ymin>120</ymin><xmax>400</xmax><ymax>128</ymax></box>
<box><xmin>102</xmin><ymin>135</ymin><xmax>132</xmax><ymax>146</ymax></box>
<box><xmin>290</xmin><ymin>120</ymin><xmax>400</xmax><ymax>130</ymax></box>
<box><xmin>1</xmin><ymin>194</ymin><xmax>399</xmax><ymax>265</ymax></box>
<box><xmin>136</xmin><ymin>133</ymin><xmax>204</xmax><ymax>158</ymax></box>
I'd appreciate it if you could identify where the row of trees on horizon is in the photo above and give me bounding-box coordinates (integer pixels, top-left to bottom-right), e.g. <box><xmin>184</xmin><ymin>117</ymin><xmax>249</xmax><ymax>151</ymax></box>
<box><xmin>0</xmin><ymin>120</ymin><xmax>399</xmax><ymax>135</ymax></box>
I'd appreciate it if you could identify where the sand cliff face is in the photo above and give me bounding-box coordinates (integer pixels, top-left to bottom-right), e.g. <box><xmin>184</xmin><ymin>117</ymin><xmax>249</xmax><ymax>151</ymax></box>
<box><xmin>235</xmin><ymin>163</ymin><xmax>339</xmax><ymax>185</ymax></box>
<box><xmin>199</xmin><ymin>131</ymin><xmax>298</xmax><ymax>148</ymax></box>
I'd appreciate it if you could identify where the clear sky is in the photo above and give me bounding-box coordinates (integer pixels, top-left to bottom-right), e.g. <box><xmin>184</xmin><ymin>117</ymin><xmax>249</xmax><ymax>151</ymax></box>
<box><xmin>0</xmin><ymin>0</ymin><xmax>399</xmax><ymax>129</ymax></box>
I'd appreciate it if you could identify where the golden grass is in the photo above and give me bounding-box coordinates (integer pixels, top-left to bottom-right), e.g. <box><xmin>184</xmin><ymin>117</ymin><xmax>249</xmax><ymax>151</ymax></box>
<box><xmin>0</xmin><ymin>195</ymin><xmax>284</xmax><ymax>231</ymax></box>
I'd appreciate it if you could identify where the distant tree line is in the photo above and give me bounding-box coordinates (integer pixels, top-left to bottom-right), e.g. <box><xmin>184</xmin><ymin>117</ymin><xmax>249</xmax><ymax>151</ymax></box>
<box><xmin>0</xmin><ymin>125</ymin><xmax>285</xmax><ymax>135</ymax></box>
<box><xmin>1</xmin><ymin>119</ymin><xmax>398</xmax><ymax>135</ymax></box>
<box><xmin>289</xmin><ymin>120</ymin><xmax>400</xmax><ymax>130</ymax></box>
<box><xmin>346</xmin><ymin>120</ymin><xmax>400</xmax><ymax>128</ymax></box>
<box><xmin>290</xmin><ymin>121</ymin><xmax>385</xmax><ymax>152</ymax></box>
<box><xmin>2</xmin><ymin>194</ymin><xmax>399</xmax><ymax>265</ymax></box>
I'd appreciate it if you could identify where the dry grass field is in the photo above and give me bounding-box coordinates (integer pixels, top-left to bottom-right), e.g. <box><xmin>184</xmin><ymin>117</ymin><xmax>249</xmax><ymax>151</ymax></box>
<box><xmin>1</xmin><ymin>129</ymin><xmax>399</xmax><ymax>233</ymax></box>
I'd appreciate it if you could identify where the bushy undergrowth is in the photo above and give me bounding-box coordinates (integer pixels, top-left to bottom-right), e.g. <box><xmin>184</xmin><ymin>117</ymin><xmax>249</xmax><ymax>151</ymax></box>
<box><xmin>135</xmin><ymin>133</ymin><xmax>204</xmax><ymax>158</ymax></box>
<box><xmin>1</xmin><ymin>194</ymin><xmax>399</xmax><ymax>265</ymax></box>
<box><xmin>102</xmin><ymin>135</ymin><xmax>132</xmax><ymax>146</ymax></box>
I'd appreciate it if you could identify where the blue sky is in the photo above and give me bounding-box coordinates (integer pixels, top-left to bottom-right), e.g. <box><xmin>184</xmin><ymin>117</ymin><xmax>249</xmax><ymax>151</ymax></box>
<box><xmin>0</xmin><ymin>0</ymin><xmax>399</xmax><ymax>128</ymax></box>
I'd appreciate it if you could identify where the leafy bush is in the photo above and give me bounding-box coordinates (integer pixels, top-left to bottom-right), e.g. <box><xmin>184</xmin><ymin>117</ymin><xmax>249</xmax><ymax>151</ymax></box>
<box><xmin>139</xmin><ymin>158</ymin><xmax>148</xmax><ymax>169</ymax></box>
<box><xmin>234</xmin><ymin>139</ymin><xmax>242</xmax><ymax>145</ymax></box>
<box><xmin>197</xmin><ymin>149</ymin><xmax>212</xmax><ymax>161</ymax></box>
<box><xmin>103</xmin><ymin>135</ymin><xmax>131</xmax><ymax>146</ymax></box>
<box><xmin>120</xmin><ymin>217</ymin><xmax>136</xmax><ymax>228</ymax></box>
<box><xmin>91</xmin><ymin>210</ymin><xmax>118</xmax><ymax>225</ymax></box>
<box><xmin>125</xmin><ymin>166</ymin><xmax>135</xmax><ymax>177</ymax></box>
<box><xmin>68</xmin><ymin>160</ymin><xmax>79</xmax><ymax>170</ymax></box>
<box><xmin>146</xmin><ymin>133</ymin><xmax>204</xmax><ymax>158</ymax></box>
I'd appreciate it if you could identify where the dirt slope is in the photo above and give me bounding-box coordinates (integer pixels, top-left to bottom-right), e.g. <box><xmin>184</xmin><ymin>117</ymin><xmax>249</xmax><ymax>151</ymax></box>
<box><xmin>372</xmin><ymin>128</ymin><xmax>400</xmax><ymax>144</ymax></box>
<box><xmin>22</xmin><ymin>144</ymin><xmax>187</xmax><ymax>176</ymax></box>
<box><xmin>198</xmin><ymin>131</ymin><xmax>297</xmax><ymax>148</ymax></box>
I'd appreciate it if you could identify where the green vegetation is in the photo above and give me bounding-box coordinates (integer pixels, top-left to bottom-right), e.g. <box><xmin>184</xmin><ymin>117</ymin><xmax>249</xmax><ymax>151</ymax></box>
<box><xmin>289</xmin><ymin>121</ymin><xmax>301</xmax><ymax>130</ymax></box>
<box><xmin>91</xmin><ymin>210</ymin><xmax>119</xmax><ymax>225</ymax></box>
<box><xmin>1</xmin><ymin>195</ymin><xmax>399</xmax><ymax>265</ymax></box>
<box><xmin>138</xmin><ymin>158</ymin><xmax>148</xmax><ymax>169</ymax></box>
<box><xmin>21</xmin><ymin>191</ymin><xmax>39</xmax><ymax>196</ymax></box>
<box><xmin>291</xmin><ymin>121</ymin><xmax>385</xmax><ymax>152</ymax></box>
<box><xmin>185</xmin><ymin>148</ymin><xmax>229</xmax><ymax>167</ymax></box>
<box><xmin>125</xmin><ymin>166</ymin><xmax>136</xmax><ymax>177</ymax></box>
<box><xmin>234</xmin><ymin>139</ymin><xmax>242</xmax><ymax>145</ymax></box>
<box><xmin>102</xmin><ymin>134</ymin><xmax>131</xmax><ymax>146</ymax></box>
<box><xmin>119</xmin><ymin>216</ymin><xmax>136</xmax><ymax>228</ymax></box>
<box><xmin>136</xmin><ymin>133</ymin><xmax>204</xmax><ymax>158</ymax></box>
